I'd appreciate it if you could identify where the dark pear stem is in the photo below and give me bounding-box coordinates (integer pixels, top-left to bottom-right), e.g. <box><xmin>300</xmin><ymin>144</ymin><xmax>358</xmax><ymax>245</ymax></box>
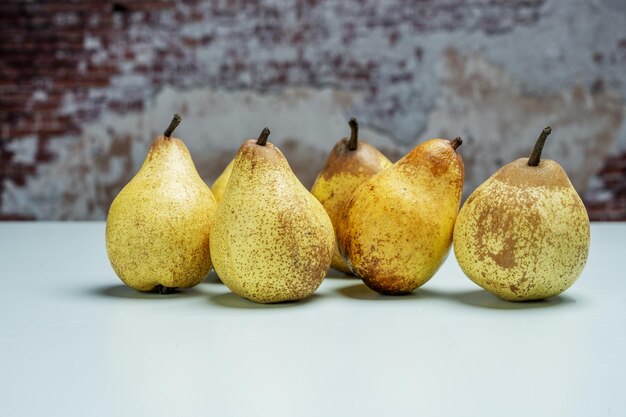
<box><xmin>257</xmin><ymin>127</ymin><xmax>271</xmax><ymax>146</ymax></box>
<box><xmin>348</xmin><ymin>118</ymin><xmax>358</xmax><ymax>151</ymax></box>
<box><xmin>528</xmin><ymin>127</ymin><xmax>552</xmax><ymax>166</ymax></box>
<box><xmin>163</xmin><ymin>114</ymin><xmax>182</xmax><ymax>138</ymax></box>
<box><xmin>450</xmin><ymin>137</ymin><xmax>462</xmax><ymax>150</ymax></box>
<box><xmin>152</xmin><ymin>284</ymin><xmax>178</xmax><ymax>294</ymax></box>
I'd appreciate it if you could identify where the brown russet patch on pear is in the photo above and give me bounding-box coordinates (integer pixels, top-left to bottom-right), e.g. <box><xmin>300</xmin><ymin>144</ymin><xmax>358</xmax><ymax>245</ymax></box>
<box><xmin>276</xmin><ymin>208</ymin><xmax>332</xmax><ymax>297</ymax></box>
<box><xmin>473</xmin><ymin>184</ymin><xmax>543</xmax><ymax>270</ymax></box>
<box><xmin>490</xmin><ymin>237</ymin><xmax>517</xmax><ymax>269</ymax></box>
<box><xmin>363</xmin><ymin>274</ymin><xmax>414</xmax><ymax>295</ymax></box>
<box><xmin>449</xmin><ymin>154</ymin><xmax>465</xmax><ymax>193</ymax></box>
<box><xmin>399</xmin><ymin>139</ymin><xmax>463</xmax><ymax>179</ymax></box>
<box><xmin>398</xmin><ymin>140</ymin><xmax>465</xmax><ymax>197</ymax></box>
<box><xmin>474</xmin><ymin>200</ymin><xmax>517</xmax><ymax>269</ymax></box>
<box><xmin>320</xmin><ymin>139</ymin><xmax>391</xmax><ymax>181</ymax></box>
<box><xmin>424</xmin><ymin>145</ymin><xmax>456</xmax><ymax>178</ymax></box>
<box><xmin>337</xmin><ymin>205</ymin><xmax>358</xmax><ymax>260</ymax></box>
<box><xmin>355</xmin><ymin>252</ymin><xmax>416</xmax><ymax>295</ymax></box>
<box><xmin>239</xmin><ymin>139</ymin><xmax>291</xmax><ymax>169</ymax></box>
<box><xmin>148</xmin><ymin>136</ymin><xmax>188</xmax><ymax>159</ymax></box>
<box><xmin>494</xmin><ymin>159</ymin><xmax>571</xmax><ymax>189</ymax></box>
<box><xmin>349</xmin><ymin>220</ymin><xmax>446</xmax><ymax>294</ymax></box>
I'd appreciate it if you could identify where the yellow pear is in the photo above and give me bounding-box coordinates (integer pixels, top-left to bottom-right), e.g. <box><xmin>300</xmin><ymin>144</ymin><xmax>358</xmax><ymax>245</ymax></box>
<box><xmin>453</xmin><ymin>127</ymin><xmax>590</xmax><ymax>301</ymax></box>
<box><xmin>210</xmin><ymin>159</ymin><xmax>234</xmax><ymax>203</ymax></box>
<box><xmin>105</xmin><ymin>114</ymin><xmax>217</xmax><ymax>293</ymax></box>
<box><xmin>210</xmin><ymin>128</ymin><xmax>335</xmax><ymax>303</ymax></box>
<box><xmin>311</xmin><ymin>118</ymin><xmax>392</xmax><ymax>274</ymax></box>
<box><xmin>337</xmin><ymin>137</ymin><xmax>464</xmax><ymax>294</ymax></box>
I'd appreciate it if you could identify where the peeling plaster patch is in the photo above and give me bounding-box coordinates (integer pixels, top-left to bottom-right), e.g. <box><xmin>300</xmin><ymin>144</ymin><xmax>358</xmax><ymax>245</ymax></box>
<box><xmin>2</xmin><ymin>87</ymin><xmax>400</xmax><ymax>220</ymax></box>
<box><xmin>83</xmin><ymin>35</ymin><xmax>101</xmax><ymax>50</ymax></box>
<box><xmin>423</xmin><ymin>49</ymin><xmax>625</xmax><ymax>195</ymax></box>
<box><xmin>32</xmin><ymin>91</ymin><xmax>48</xmax><ymax>102</ymax></box>
<box><xmin>6</xmin><ymin>137</ymin><xmax>38</xmax><ymax>164</ymax></box>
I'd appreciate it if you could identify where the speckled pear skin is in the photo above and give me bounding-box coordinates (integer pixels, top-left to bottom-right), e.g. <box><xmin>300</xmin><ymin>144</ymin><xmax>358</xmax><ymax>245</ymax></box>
<box><xmin>311</xmin><ymin>139</ymin><xmax>392</xmax><ymax>273</ymax></box>
<box><xmin>105</xmin><ymin>135</ymin><xmax>217</xmax><ymax>292</ymax></box>
<box><xmin>337</xmin><ymin>139</ymin><xmax>464</xmax><ymax>294</ymax></box>
<box><xmin>210</xmin><ymin>139</ymin><xmax>334</xmax><ymax>304</ymax></box>
<box><xmin>210</xmin><ymin>159</ymin><xmax>234</xmax><ymax>203</ymax></box>
<box><xmin>453</xmin><ymin>158</ymin><xmax>590</xmax><ymax>301</ymax></box>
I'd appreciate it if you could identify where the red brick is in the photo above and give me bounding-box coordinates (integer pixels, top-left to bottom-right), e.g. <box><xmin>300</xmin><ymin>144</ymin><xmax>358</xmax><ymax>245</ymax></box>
<box><xmin>120</xmin><ymin>2</ymin><xmax>174</xmax><ymax>12</ymax></box>
<box><xmin>37</xmin><ymin>3</ymin><xmax>111</xmax><ymax>13</ymax></box>
<box><xmin>37</xmin><ymin>128</ymin><xmax>70</xmax><ymax>139</ymax></box>
<box><xmin>32</xmin><ymin>101</ymin><xmax>62</xmax><ymax>111</ymax></box>
<box><xmin>0</xmin><ymin>214</ymin><xmax>36</xmax><ymax>221</ymax></box>
<box><xmin>53</xmin><ymin>76</ymin><xmax>110</xmax><ymax>88</ymax></box>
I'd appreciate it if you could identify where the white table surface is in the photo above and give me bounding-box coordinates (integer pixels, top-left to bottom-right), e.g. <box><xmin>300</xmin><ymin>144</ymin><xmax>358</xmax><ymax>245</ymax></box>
<box><xmin>0</xmin><ymin>222</ymin><xmax>624</xmax><ymax>417</ymax></box>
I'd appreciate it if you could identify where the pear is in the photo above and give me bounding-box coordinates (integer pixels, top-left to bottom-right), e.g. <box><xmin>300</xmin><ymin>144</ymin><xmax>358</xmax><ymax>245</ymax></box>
<box><xmin>453</xmin><ymin>127</ymin><xmax>590</xmax><ymax>301</ymax></box>
<box><xmin>311</xmin><ymin>118</ymin><xmax>392</xmax><ymax>274</ymax></box>
<box><xmin>337</xmin><ymin>137</ymin><xmax>464</xmax><ymax>294</ymax></box>
<box><xmin>210</xmin><ymin>159</ymin><xmax>234</xmax><ymax>204</ymax></box>
<box><xmin>210</xmin><ymin>128</ymin><xmax>335</xmax><ymax>303</ymax></box>
<box><xmin>106</xmin><ymin>114</ymin><xmax>217</xmax><ymax>293</ymax></box>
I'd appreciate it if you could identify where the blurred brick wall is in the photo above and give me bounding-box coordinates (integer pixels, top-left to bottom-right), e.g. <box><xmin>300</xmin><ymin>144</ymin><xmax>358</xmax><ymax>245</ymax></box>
<box><xmin>1</xmin><ymin>0</ymin><xmax>625</xmax><ymax>220</ymax></box>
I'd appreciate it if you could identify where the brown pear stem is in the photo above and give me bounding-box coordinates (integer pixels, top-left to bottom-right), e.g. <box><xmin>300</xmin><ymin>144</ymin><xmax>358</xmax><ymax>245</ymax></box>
<box><xmin>450</xmin><ymin>137</ymin><xmax>462</xmax><ymax>150</ymax></box>
<box><xmin>348</xmin><ymin>118</ymin><xmax>358</xmax><ymax>151</ymax></box>
<box><xmin>528</xmin><ymin>127</ymin><xmax>552</xmax><ymax>166</ymax></box>
<box><xmin>152</xmin><ymin>284</ymin><xmax>178</xmax><ymax>294</ymax></box>
<box><xmin>257</xmin><ymin>127</ymin><xmax>270</xmax><ymax>146</ymax></box>
<box><xmin>164</xmin><ymin>114</ymin><xmax>182</xmax><ymax>138</ymax></box>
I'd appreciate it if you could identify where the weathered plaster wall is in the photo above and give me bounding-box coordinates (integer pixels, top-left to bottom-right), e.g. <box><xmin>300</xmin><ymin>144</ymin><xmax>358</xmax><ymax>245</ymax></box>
<box><xmin>1</xmin><ymin>0</ymin><xmax>625</xmax><ymax>220</ymax></box>
<box><xmin>424</xmin><ymin>48</ymin><xmax>624</xmax><ymax>194</ymax></box>
<box><xmin>3</xmin><ymin>87</ymin><xmax>400</xmax><ymax>219</ymax></box>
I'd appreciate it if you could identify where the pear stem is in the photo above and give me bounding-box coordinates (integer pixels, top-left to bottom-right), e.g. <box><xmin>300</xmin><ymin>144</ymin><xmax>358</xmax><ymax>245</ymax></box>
<box><xmin>450</xmin><ymin>137</ymin><xmax>462</xmax><ymax>150</ymax></box>
<box><xmin>348</xmin><ymin>118</ymin><xmax>358</xmax><ymax>151</ymax></box>
<box><xmin>528</xmin><ymin>127</ymin><xmax>552</xmax><ymax>166</ymax></box>
<box><xmin>152</xmin><ymin>284</ymin><xmax>178</xmax><ymax>294</ymax></box>
<box><xmin>164</xmin><ymin>114</ymin><xmax>182</xmax><ymax>138</ymax></box>
<box><xmin>257</xmin><ymin>127</ymin><xmax>270</xmax><ymax>146</ymax></box>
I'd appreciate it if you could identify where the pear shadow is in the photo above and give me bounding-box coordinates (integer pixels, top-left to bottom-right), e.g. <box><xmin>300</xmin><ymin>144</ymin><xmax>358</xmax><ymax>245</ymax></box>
<box><xmin>338</xmin><ymin>283</ymin><xmax>440</xmax><ymax>301</ymax></box>
<box><xmin>451</xmin><ymin>289</ymin><xmax>576</xmax><ymax>310</ymax></box>
<box><xmin>325</xmin><ymin>268</ymin><xmax>357</xmax><ymax>279</ymax></box>
<box><xmin>88</xmin><ymin>284</ymin><xmax>203</xmax><ymax>299</ymax></box>
<box><xmin>209</xmin><ymin>292</ymin><xmax>321</xmax><ymax>309</ymax></box>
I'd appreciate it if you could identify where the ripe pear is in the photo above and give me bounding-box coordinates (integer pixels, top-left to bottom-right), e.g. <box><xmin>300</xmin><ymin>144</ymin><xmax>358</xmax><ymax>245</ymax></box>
<box><xmin>106</xmin><ymin>114</ymin><xmax>217</xmax><ymax>293</ymax></box>
<box><xmin>337</xmin><ymin>137</ymin><xmax>464</xmax><ymax>294</ymax></box>
<box><xmin>453</xmin><ymin>127</ymin><xmax>590</xmax><ymax>301</ymax></box>
<box><xmin>311</xmin><ymin>118</ymin><xmax>392</xmax><ymax>274</ymax></box>
<box><xmin>210</xmin><ymin>128</ymin><xmax>335</xmax><ymax>303</ymax></box>
<box><xmin>211</xmin><ymin>159</ymin><xmax>234</xmax><ymax>203</ymax></box>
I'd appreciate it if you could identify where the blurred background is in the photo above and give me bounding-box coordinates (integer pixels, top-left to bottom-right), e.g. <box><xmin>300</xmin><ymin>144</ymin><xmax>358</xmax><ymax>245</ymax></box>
<box><xmin>1</xmin><ymin>0</ymin><xmax>625</xmax><ymax>221</ymax></box>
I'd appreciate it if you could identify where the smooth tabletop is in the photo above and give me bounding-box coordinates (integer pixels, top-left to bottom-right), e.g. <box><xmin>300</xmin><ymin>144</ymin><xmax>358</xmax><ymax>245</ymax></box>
<box><xmin>0</xmin><ymin>222</ymin><xmax>624</xmax><ymax>417</ymax></box>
